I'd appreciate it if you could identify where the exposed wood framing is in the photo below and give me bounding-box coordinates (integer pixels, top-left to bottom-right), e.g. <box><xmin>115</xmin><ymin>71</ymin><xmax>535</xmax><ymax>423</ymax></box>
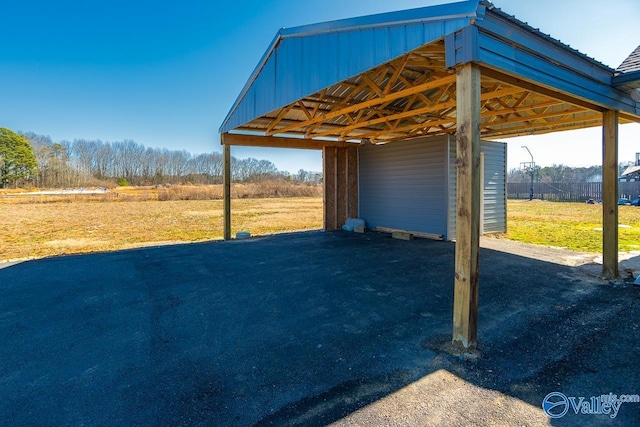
<box><xmin>323</xmin><ymin>147</ymin><xmax>338</xmax><ymax>231</ymax></box>
<box><xmin>347</xmin><ymin>146</ymin><xmax>359</xmax><ymax>218</ymax></box>
<box><xmin>221</xmin><ymin>133</ymin><xmax>354</xmax><ymax>150</ymax></box>
<box><xmin>452</xmin><ymin>63</ymin><xmax>481</xmax><ymax>350</ymax></box>
<box><xmin>602</xmin><ymin>110</ymin><xmax>619</xmax><ymax>278</ymax></box>
<box><xmin>231</xmin><ymin>40</ymin><xmax>638</xmax><ymax>145</ymax></box>
<box><xmin>323</xmin><ymin>146</ymin><xmax>358</xmax><ymax>231</ymax></box>
<box><xmin>336</xmin><ymin>148</ymin><xmax>348</xmax><ymax>226</ymax></box>
<box><xmin>223</xmin><ymin>142</ymin><xmax>231</xmax><ymax>241</ymax></box>
<box><xmin>271</xmin><ymin>74</ymin><xmax>458</xmax><ymax>136</ymax></box>
<box><xmin>361</xmin><ymin>86</ymin><xmax>524</xmax><ymax>140</ymax></box>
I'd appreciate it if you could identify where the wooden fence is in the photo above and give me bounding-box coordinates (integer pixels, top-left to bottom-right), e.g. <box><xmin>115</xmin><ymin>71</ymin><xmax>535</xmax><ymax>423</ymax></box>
<box><xmin>508</xmin><ymin>181</ymin><xmax>640</xmax><ymax>202</ymax></box>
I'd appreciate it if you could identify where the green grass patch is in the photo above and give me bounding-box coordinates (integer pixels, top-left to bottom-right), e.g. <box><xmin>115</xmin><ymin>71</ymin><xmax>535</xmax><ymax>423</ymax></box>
<box><xmin>506</xmin><ymin>200</ymin><xmax>640</xmax><ymax>252</ymax></box>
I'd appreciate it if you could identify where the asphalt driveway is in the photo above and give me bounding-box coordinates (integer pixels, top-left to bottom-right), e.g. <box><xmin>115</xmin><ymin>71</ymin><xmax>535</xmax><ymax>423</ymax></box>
<box><xmin>0</xmin><ymin>231</ymin><xmax>638</xmax><ymax>425</ymax></box>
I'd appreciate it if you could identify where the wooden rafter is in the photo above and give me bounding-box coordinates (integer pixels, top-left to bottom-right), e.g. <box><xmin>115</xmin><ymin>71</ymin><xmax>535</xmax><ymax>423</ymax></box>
<box><xmin>384</xmin><ymin>57</ymin><xmax>410</xmax><ymax>95</ymax></box>
<box><xmin>269</xmin><ymin>74</ymin><xmax>457</xmax><ymax>136</ymax></box>
<box><xmin>484</xmin><ymin>100</ymin><xmax>565</xmax><ymax>119</ymax></box>
<box><xmin>485</xmin><ymin>107</ymin><xmax>589</xmax><ymax>128</ymax></box>
<box><xmin>221</xmin><ymin>133</ymin><xmax>355</xmax><ymax>150</ymax></box>
<box><xmin>311</xmin><ymin>101</ymin><xmax>455</xmax><ymax>138</ymax></box>
<box><xmin>298</xmin><ymin>96</ymin><xmax>406</xmax><ymax>118</ymax></box>
<box><xmin>297</xmin><ymin>101</ymin><xmax>313</xmax><ymax>120</ymax></box>
<box><xmin>309</xmin><ymin>86</ymin><xmax>524</xmax><ymax>138</ymax></box>
<box><xmin>364</xmin><ymin>116</ymin><xmax>456</xmax><ymax>140</ymax></box>
<box><xmin>360</xmin><ymin>73</ymin><xmax>383</xmax><ymax>97</ymax></box>
<box><xmin>237</xmin><ymin>37</ymin><xmax>623</xmax><ymax>142</ymax></box>
<box><xmin>309</xmin><ymin>93</ymin><xmax>323</xmax><ymax>118</ymax></box>
<box><xmin>484</xmin><ymin>112</ymin><xmax>600</xmax><ymax>135</ymax></box>
<box><xmin>265</xmin><ymin>104</ymin><xmax>295</xmax><ymax>134</ymax></box>
<box><xmin>486</xmin><ymin>119</ymin><xmax>603</xmax><ymax>138</ymax></box>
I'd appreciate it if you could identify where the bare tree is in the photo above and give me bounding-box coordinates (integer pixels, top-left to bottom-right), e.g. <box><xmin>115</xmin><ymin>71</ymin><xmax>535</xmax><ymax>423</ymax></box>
<box><xmin>19</xmin><ymin>132</ymin><xmax>318</xmax><ymax>187</ymax></box>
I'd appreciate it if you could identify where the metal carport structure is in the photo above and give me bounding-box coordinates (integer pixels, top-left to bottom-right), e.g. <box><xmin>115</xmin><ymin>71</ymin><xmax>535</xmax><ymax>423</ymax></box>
<box><xmin>219</xmin><ymin>0</ymin><xmax>640</xmax><ymax>349</ymax></box>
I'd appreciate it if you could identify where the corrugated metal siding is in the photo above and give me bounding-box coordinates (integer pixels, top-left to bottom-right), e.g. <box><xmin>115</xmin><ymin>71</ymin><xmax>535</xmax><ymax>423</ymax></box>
<box><xmin>221</xmin><ymin>18</ymin><xmax>473</xmax><ymax>133</ymax></box>
<box><xmin>447</xmin><ymin>140</ymin><xmax>507</xmax><ymax>238</ymax></box>
<box><xmin>481</xmin><ymin>141</ymin><xmax>507</xmax><ymax>233</ymax></box>
<box><xmin>359</xmin><ymin>136</ymin><xmax>448</xmax><ymax>235</ymax></box>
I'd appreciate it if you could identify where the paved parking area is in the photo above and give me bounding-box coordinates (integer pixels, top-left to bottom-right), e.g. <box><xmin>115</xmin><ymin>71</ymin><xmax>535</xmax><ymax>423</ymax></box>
<box><xmin>1</xmin><ymin>231</ymin><xmax>639</xmax><ymax>425</ymax></box>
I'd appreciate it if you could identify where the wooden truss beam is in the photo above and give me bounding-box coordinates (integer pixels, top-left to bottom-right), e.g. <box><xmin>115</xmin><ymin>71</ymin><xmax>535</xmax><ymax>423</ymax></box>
<box><xmin>484</xmin><ymin>106</ymin><xmax>589</xmax><ymax>128</ymax></box>
<box><xmin>482</xmin><ymin>120</ymin><xmax>603</xmax><ymax>139</ymax></box>
<box><xmin>269</xmin><ymin>74</ymin><xmax>457</xmax><ymax>136</ymax></box>
<box><xmin>221</xmin><ymin>133</ymin><xmax>355</xmax><ymax>150</ymax></box>
<box><xmin>351</xmin><ymin>87</ymin><xmax>524</xmax><ymax>141</ymax></box>
<box><xmin>480</xmin><ymin>66</ymin><xmax>604</xmax><ymax>113</ymax></box>
<box><xmin>311</xmin><ymin>101</ymin><xmax>456</xmax><ymax>137</ymax></box>
<box><xmin>310</xmin><ymin>86</ymin><xmax>525</xmax><ymax>138</ymax></box>
<box><xmin>483</xmin><ymin>112</ymin><xmax>601</xmax><ymax>135</ymax></box>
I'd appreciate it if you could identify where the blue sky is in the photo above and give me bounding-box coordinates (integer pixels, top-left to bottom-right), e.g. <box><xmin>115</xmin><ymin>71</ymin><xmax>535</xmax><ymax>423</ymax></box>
<box><xmin>2</xmin><ymin>0</ymin><xmax>639</xmax><ymax>173</ymax></box>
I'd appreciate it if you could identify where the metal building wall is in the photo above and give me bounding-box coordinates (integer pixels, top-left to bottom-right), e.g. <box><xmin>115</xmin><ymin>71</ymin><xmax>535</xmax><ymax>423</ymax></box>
<box><xmin>480</xmin><ymin>140</ymin><xmax>507</xmax><ymax>233</ymax></box>
<box><xmin>359</xmin><ymin>136</ymin><xmax>449</xmax><ymax>236</ymax></box>
<box><xmin>447</xmin><ymin>140</ymin><xmax>507</xmax><ymax>238</ymax></box>
<box><xmin>359</xmin><ymin>136</ymin><xmax>506</xmax><ymax>240</ymax></box>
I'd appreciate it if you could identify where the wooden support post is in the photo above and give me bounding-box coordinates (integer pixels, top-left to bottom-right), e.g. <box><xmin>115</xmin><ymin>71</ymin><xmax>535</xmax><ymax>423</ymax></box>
<box><xmin>324</xmin><ymin>146</ymin><xmax>358</xmax><ymax>231</ymax></box>
<box><xmin>223</xmin><ymin>141</ymin><xmax>231</xmax><ymax>241</ymax></box>
<box><xmin>347</xmin><ymin>147</ymin><xmax>359</xmax><ymax>218</ymax></box>
<box><xmin>602</xmin><ymin>110</ymin><xmax>619</xmax><ymax>278</ymax></box>
<box><xmin>336</xmin><ymin>147</ymin><xmax>348</xmax><ymax>228</ymax></box>
<box><xmin>452</xmin><ymin>63</ymin><xmax>481</xmax><ymax>350</ymax></box>
<box><xmin>323</xmin><ymin>147</ymin><xmax>338</xmax><ymax>231</ymax></box>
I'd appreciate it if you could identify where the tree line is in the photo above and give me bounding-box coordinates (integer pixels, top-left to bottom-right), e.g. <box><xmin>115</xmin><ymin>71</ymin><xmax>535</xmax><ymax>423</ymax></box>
<box><xmin>508</xmin><ymin>162</ymin><xmax>636</xmax><ymax>184</ymax></box>
<box><xmin>1</xmin><ymin>128</ymin><xmax>322</xmax><ymax>188</ymax></box>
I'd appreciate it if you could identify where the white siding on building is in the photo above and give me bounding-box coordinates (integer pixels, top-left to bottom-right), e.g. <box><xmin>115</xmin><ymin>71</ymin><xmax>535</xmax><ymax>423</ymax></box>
<box><xmin>359</xmin><ymin>137</ymin><xmax>449</xmax><ymax>236</ymax></box>
<box><xmin>447</xmin><ymin>139</ymin><xmax>507</xmax><ymax>238</ymax></box>
<box><xmin>359</xmin><ymin>135</ymin><xmax>506</xmax><ymax>240</ymax></box>
<box><xmin>480</xmin><ymin>140</ymin><xmax>507</xmax><ymax>234</ymax></box>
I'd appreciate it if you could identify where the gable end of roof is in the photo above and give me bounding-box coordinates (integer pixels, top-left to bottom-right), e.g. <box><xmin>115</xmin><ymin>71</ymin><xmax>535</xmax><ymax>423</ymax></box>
<box><xmin>617</xmin><ymin>45</ymin><xmax>640</xmax><ymax>74</ymax></box>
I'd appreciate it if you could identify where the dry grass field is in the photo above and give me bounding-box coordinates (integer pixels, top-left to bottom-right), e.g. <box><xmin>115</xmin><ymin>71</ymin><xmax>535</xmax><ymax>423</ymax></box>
<box><xmin>0</xmin><ymin>186</ymin><xmax>322</xmax><ymax>262</ymax></box>
<box><xmin>3</xmin><ymin>188</ymin><xmax>640</xmax><ymax>263</ymax></box>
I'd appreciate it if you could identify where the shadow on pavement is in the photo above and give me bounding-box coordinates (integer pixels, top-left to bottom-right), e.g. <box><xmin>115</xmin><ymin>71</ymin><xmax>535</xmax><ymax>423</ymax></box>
<box><xmin>0</xmin><ymin>231</ymin><xmax>638</xmax><ymax>425</ymax></box>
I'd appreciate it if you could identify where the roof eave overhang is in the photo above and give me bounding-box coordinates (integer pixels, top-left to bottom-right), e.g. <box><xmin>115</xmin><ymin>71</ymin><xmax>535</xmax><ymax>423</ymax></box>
<box><xmin>220</xmin><ymin>0</ymin><xmax>640</xmax><ymax>142</ymax></box>
<box><xmin>457</xmin><ymin>7</ymin><xmax>639</xmax><ymax>118</ymax></box>
<box><xmin>612</xmin><ymin>71</ymin><xmax>640</xmax><ymax>88</ymax></box>
<box><xmin>219</xmin><ymin>31</ymin><xmax>284</xmax><ymax>134</ymax></box>
<box><xmin>278</xmin><ymin>0</ymin><xmax>483</xmax><ymax>38</ymax></box>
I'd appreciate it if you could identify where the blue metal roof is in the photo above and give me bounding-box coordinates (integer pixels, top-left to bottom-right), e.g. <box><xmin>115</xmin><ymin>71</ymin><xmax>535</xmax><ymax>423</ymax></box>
<box><xmin>220</xmin><ymin>1</ymin><xmax>484</xmax><ymax>134</ymax></box>
<box><xmin>220</xmin><ymin>0</ymin><xmax>640</xmax><ymax>137</ymax></box>
<box><xmin>278</xmin><ymin>1</ymin><xmax>482</xmax><ymax>38</ymax></box>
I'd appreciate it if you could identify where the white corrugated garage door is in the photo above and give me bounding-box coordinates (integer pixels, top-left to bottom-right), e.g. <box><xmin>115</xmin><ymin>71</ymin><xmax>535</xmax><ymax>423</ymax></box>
<box><xmin>359</xmin><ymin>136</ymin><xmax>449</xmax><ymax>236</ymax></box>
<box><xmin>359</xmin><ymin>135</ymin><xmax>506</xmax><ymax>240</ymax></box>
